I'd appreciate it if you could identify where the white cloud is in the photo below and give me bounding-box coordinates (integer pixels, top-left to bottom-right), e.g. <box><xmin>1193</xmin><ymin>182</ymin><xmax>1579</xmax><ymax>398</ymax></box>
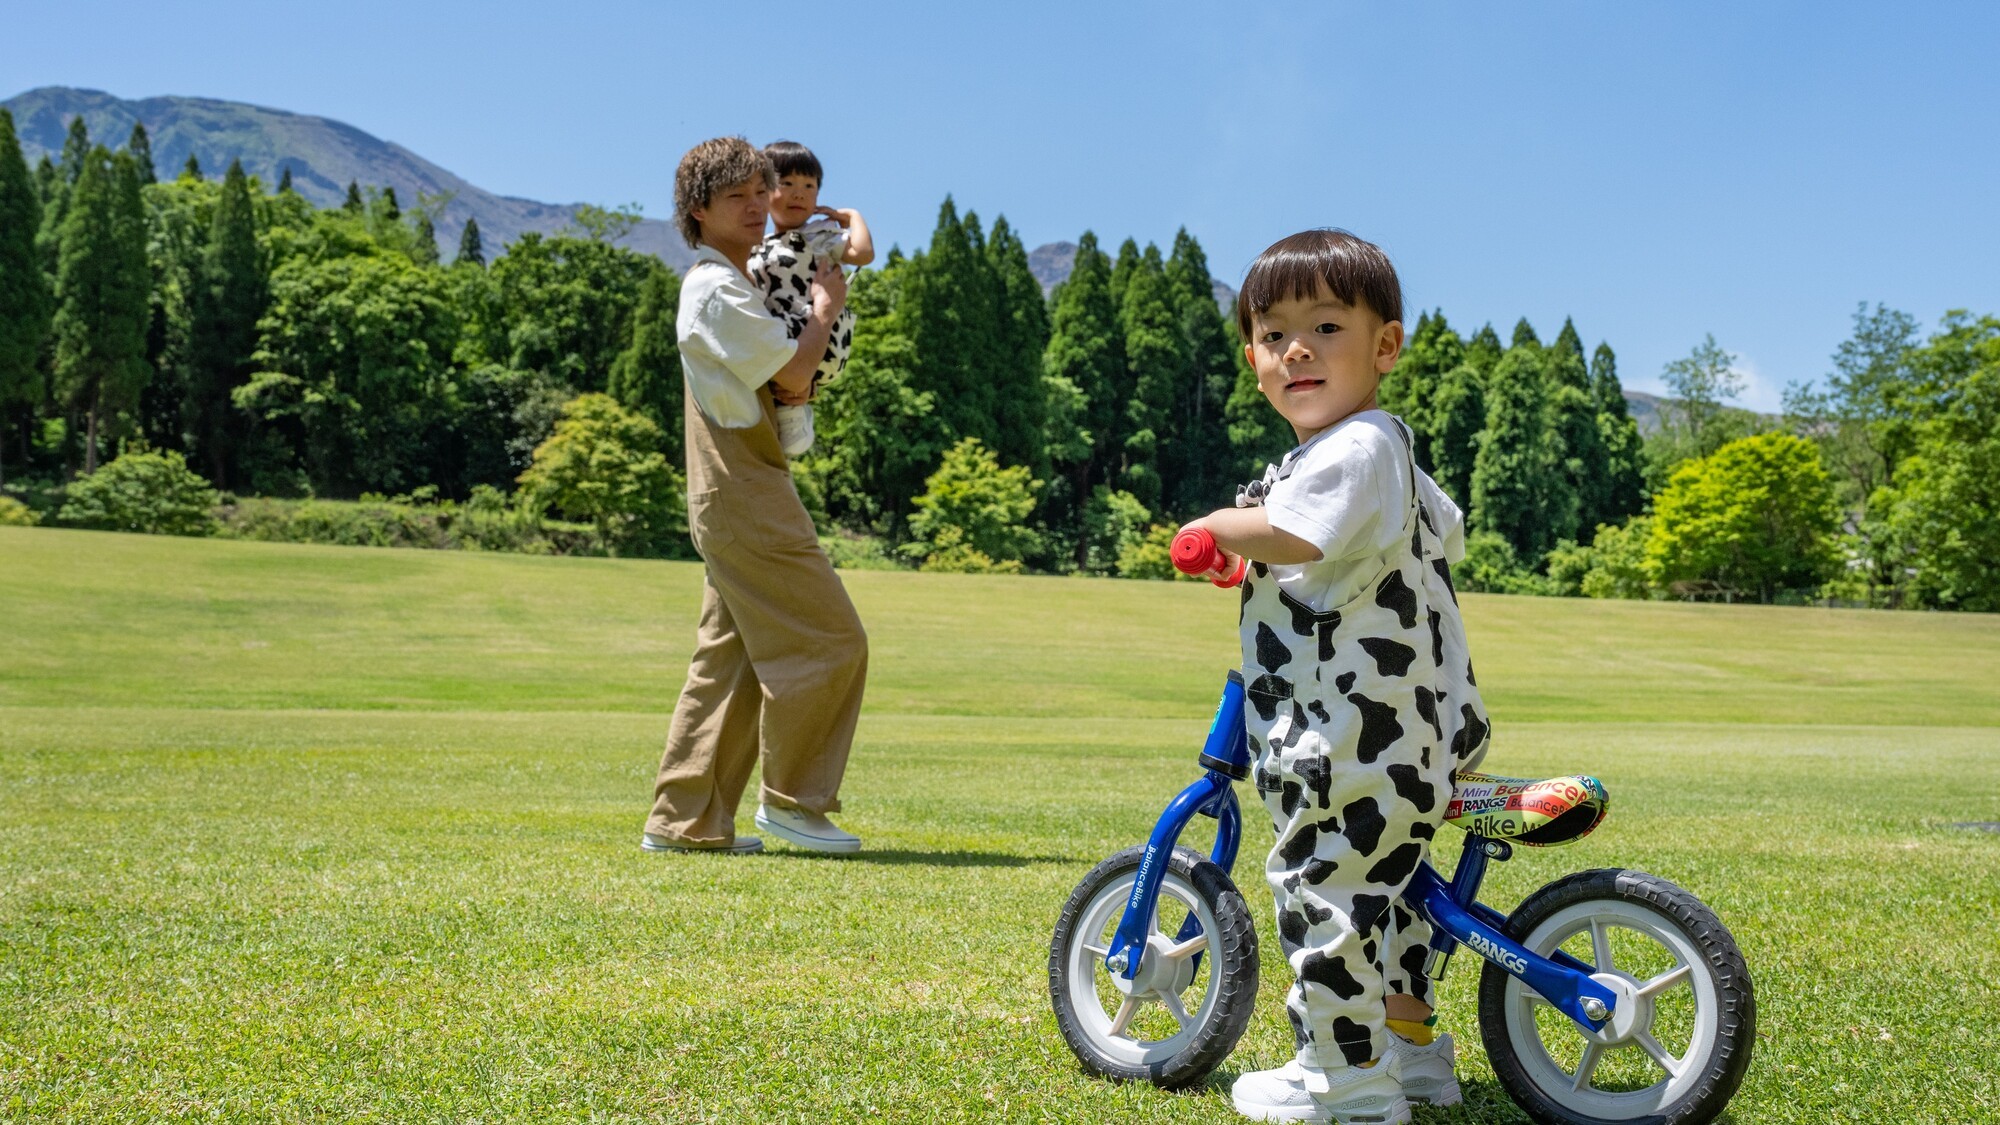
<box><xmin>1729</xmin><ymin>355</ymin><xmax>1788</xmax><ymax>415</ymax></box>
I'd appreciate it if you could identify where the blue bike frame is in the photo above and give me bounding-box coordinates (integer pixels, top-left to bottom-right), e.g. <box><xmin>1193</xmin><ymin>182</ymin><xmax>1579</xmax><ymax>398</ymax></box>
<box><xmin>1104</xmin><ymin>672</ymin><xmax>1618</xmax><ymax>1035</ymax></box>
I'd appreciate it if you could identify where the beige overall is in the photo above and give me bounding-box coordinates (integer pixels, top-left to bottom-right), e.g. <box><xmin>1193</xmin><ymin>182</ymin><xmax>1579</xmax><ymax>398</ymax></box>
<box><xmin>644</xmin><ymin>385</ymin><xmax>868</xmax><ymax>846</ymax></box>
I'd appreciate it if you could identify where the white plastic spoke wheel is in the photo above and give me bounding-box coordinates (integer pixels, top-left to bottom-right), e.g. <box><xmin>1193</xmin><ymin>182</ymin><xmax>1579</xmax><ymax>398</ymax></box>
<box><xmin>1048</xmin><ymin>844</ymin><xmax>1258</xmax><ymax>1089</ymax></box>
<box><xmin>1478</xmin><ymin>869</ymin><xmax>1755</xmax><ymax>1125</ymax></box>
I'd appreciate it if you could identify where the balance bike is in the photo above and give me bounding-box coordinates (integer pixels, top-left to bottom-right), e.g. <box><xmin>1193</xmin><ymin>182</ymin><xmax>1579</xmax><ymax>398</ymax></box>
<box><xmin>1045</xmin><ymin>531</ymin><xmax>1755</xmax><ymax>1124</ymax></box>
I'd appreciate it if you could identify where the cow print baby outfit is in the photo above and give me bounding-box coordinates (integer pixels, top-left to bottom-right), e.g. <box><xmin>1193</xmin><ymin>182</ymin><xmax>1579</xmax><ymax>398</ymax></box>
<box><xmin>747</xmin><ymin>217</ymin><xmax>856</xmax><ymax>396</ymax></box>
<box><xmin>1236</xmin><ymin>410</ymin><xmax>1491</xmax><ymax>1070</ymax></box>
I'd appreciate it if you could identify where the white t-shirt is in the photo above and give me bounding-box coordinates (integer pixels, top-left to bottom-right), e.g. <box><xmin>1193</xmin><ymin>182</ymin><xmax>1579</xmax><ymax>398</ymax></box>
<box><xmin>1253</xmin><ymin>410</ymin><xmax>1466</xmax><ymax>613</ymax></box>
<box><xmin>676</xmin><ymin>244</ymin><xmax>798</xmax><ymax>429</ymax></box>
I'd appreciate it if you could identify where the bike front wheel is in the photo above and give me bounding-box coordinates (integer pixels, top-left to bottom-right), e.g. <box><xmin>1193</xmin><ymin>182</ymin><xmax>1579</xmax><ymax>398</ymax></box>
<box><xmin>1478</xmin><ymin>868</ymin><xmax>1755</xmax><ymax>1125</ymax></box>
<box><xmin>1048</xmin><ymin>844</ymin><xmax>1258</xmax><ymax>1089</ymax></box>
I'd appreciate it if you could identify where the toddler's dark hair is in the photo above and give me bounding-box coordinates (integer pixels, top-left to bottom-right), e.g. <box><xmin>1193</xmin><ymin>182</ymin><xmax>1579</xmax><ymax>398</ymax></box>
<box><xmin>764</xmin><ymin>140</ymin><xmax>824</xmax><ymax>184</ymax></box>
<box><xmin>1235</xmin><ymin>229</ymin><xmax>1402</xmax><ymax>341</ymax></box>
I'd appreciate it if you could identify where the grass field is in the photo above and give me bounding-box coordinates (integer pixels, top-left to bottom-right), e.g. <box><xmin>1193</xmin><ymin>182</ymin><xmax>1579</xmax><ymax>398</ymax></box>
<box><xmin>3</xmin><ymin>525</ymin><xmax>1997</xmax><ymax>1123</ymax></box>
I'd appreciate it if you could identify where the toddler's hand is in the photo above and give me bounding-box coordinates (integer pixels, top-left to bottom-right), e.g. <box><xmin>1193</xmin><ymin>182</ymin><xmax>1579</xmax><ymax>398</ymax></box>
<box><xmin>814</xmin><ymin>205</ymin><xmax>853</xmax><ymax>226</ymax></box>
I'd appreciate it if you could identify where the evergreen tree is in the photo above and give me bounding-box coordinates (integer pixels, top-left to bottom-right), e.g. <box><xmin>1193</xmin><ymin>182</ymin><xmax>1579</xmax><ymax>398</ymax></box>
<box><xmin>1163</xmin><ymin>229</ymin><xmax>1236</xmax><ymax>514</ymax></box>
<box><xmin>1041</xmin><ymin>231</ymin><xmax>1125</xmax><ymax>564</ymax></box>
<box><xmin>1552</xmin><ymin>317</ymin><xmax>1585</xmax><ymax>364</ymax></box>
<box><xmin>1115</xmin><ymin>244</ymin><xmax>1189</xmax><ymax>509</ymax></box>
<box><xmin>1465</xmin><ymin>323</ymin><xmax>1503</xmax><ymax>375</ymax></box>
<box><xmin>344</xmin><ymin>180</ymin><xmax>364</xmax><ymax>214</ymax></box>
<box><xmin>34</xmin><ymin>154</ymin><xmax>56</xmax><ymax>203</ymax></box>
<box><xmin>38</xmin><ymin>119</ymin><xmax>91</xmax><ymax>281</ymax></box>
<box><xmin>607</xmin><ymin>266</ymin><xmax>684</xmax><ymax>465</ymax></box>
<box><xmin>181</xmin><ymin>160</ymin><xmax>265</xmax><ymax>486</ymax></box>
<box><xmin>457</xmin><ymin>217</ymin><xmax>485</xmax><ymax>266</ymax></box>
<box><xmin>60</xmin><ymin>117</ymin><xmax>90</xmax><ymax>183</ymax></box>
<box><xmin>127</xmin><ymin>123</ymin><xmax>156</xmax><ymax>184</ymax></box>
<box><xmin>1224</xmin><ymin>347</ymin><xmax>1287</xmax><ymax>479</ymax></box>
<box><xmin>898</xmin><ymin>197</ymin><xmax>1003</xmax><ymax>452</ymax></box>
<box><xmin>381</xmin><ymin>186</ymin><xmax>401</xmax><ymax>221</ymax></box>
<box><xmin>180</xmin><ymin>153</ymin><xmax>201</xmax><ymax>181</ymax></box>
<box><xmin>1591</xmin><ymin>343</ymin><xmax>1647</xmax><ymax>527</ymax></box>
<box><xmin>1384</xmin><ymin>309</ymin><xmax>1465</xmax><ymax>471</ymax></box>
<box><xmin>0</xmin><ymin>109</ymin><xmax>51</xmax><ymax>486</ymax></box>
<box><xmin>1471</xmin><ymin>347</ymin><xmax>1568</xmax><ymax>561</ymax></box>
<box><xmin>1511</xmin><ymin>317</ymin><xmax>1541</xmax><ymax>350</ymax></box>
<box><xmin>52</xmin><ymin>148</ymin><xmax>151</xmax><ymax>474</ymax></box>
<box><xmin>1428</xmin><ymin>363</ymin><xmax>1485</xmax><ymax>508</ymax></box>
<box><xmin>984</xmin><ymin>215</ymin><xmax>1050</xmax><ymax>475</ymax></box>
<box><xmin>1109</xmin><ymin>238</ymin><xmax>1140</xmax><ymax>309</ymax></box>
<box><xmin>411</xmin><ymin>212</ymin><xmax>440</xmax><ymax>265</ymax></box>
<box><xmin>1545</xmin><ymin>335</ymin><xmax>1604</xmax><ymax>545</ymax></box>
<box><xmin>277</xmin><ymin>165</ymin><xmax>293</xmax><ymax>194</ymax></box>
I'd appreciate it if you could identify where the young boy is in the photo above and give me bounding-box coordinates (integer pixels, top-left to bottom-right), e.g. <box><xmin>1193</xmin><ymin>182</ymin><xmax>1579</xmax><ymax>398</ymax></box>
<box><xmin>641</xmin><ymin>136</ymin><xmax>868</xmax><ymax>857</ymax></box>
<box><xmin>1181</xmin><ymin>229</ymin><xmax>1490</xmax><ymax>1124</ymax></box>
<box><xmin>746</xmin><ymin>140</ymin><xmax>875</xmax><ymax>457</ymax></box>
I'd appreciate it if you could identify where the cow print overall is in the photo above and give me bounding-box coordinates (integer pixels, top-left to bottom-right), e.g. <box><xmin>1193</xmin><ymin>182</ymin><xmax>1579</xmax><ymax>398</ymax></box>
<box><xmin>747</xmin><ymin>219</ymin><xmax>855</xmax><ymax>398</ymax></box>
<box><xmin>1237</xmin><ymin>419</ymin><xmax>1491</xmax><ymax>1068</ymax></box>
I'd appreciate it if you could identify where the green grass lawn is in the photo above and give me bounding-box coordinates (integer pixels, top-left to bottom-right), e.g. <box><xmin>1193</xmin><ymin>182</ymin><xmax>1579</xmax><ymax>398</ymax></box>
<box><xmin>3</xmin><ymin>525</ymin><xmax>1997</xmax><ymax>1123</ymax></box>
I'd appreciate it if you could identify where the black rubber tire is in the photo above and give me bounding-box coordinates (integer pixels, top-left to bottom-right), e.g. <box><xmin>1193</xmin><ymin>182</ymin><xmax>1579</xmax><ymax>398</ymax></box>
<box><xmin>1048</xmin><ymin>844</ymin><xmax>1259</xmax><ymax>1090</ymax></box>
<box><xmin>1478</xmin><ymin>868</ymin><xmax>1756</xmax><ymax>1125</ymax></box>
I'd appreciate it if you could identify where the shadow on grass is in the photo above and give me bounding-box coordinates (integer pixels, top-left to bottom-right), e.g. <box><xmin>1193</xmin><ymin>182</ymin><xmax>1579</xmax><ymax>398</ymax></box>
<box><xmin>790</xmin><ymin>847</ymin><xmax>1078</xmax><ymax>867</ymax></box>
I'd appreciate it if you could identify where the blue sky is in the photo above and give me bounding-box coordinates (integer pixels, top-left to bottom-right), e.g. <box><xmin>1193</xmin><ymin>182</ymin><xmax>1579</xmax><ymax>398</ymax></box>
<box><xmin>6</xmin><ymin>1</ymin><xmax>1996</xmax><ymax>408</ymax></box>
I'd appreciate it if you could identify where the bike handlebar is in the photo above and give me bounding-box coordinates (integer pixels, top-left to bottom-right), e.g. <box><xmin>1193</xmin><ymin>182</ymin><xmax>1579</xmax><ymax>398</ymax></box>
<box><xmin>1171</xmin><ymin>528</ymin><xmax>1247</xmax><ymax>589</ymax></box>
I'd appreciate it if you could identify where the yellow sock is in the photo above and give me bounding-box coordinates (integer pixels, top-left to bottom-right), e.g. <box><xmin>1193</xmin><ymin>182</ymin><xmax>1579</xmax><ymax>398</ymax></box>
<box><xmin>1386</xmin><ymin>1017</ymin><xmax>1435</xmax><ymax>1046</ymax></box>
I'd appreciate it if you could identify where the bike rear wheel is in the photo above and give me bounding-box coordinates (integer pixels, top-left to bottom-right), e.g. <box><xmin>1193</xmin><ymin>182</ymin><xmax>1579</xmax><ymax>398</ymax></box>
<box><xmin>1478</xmin><ymin>868</ymin><xmax>1755</xmax><ymax>1125</ymax></box>
<box><xmin>1048</xmin><ymin>844</ymin><xmax>1258</xmax><ymax>1089</ymax></box>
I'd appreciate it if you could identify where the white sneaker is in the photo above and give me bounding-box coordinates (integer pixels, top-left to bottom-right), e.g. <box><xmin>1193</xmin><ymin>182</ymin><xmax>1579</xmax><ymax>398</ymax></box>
<box><xmin>774</xmin><ymin>403</ymin><xmax>815</xmax><ymax>458</ymax></box>
<box><xmin>754</xmin><ymin>803</ymin><xmax>860</xmax><ymax>853</ymax></box>
<box><xmin>1230</xmin><ymin>1057</ymin><xmax>1410</xmax><ymax>1124</ymax></box>
<box><xmin>1386</xmin><ymin>1031</ymin><xmax>1461</xmax><ymax>1107</ymax></box>
<box><xmin>639</xmin><ymin>833</ymin><xmax>763</xmax><ymax>854</ymax></box>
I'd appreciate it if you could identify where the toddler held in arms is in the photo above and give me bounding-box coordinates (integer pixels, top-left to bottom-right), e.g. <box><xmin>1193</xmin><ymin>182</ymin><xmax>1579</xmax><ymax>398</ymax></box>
<box><xmin>1181</xmin><ymin>229</ymin><xmax>1491</xmax><ymax>1124</ymax></box>
<box><xmin>747</xmin><ymin>140</ymin><xmax>875</xmax><ymax>457</ymax></box>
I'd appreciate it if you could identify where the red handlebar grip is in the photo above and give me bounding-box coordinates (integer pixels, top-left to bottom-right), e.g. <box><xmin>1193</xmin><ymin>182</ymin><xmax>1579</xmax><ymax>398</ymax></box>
<box><xmin>1171</xmin><ymin>529</ymin><xmax>1247</xmax><ymax>588</ymax></box>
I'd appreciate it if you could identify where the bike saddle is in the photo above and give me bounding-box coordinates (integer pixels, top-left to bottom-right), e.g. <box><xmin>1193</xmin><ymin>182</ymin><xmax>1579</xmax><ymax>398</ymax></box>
<box><xmin>1445</xmin><ymin>771</ymin><xmax>1610</xmax><ymax>847</ymax></box>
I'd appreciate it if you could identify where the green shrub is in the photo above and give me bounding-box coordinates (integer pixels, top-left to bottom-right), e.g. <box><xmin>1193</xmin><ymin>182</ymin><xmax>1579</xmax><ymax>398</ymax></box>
<box><xmin>56</xmin><ymin>447</ymin><xmax>218</xmax><ymax>536</ymax></box>
<box><xmin>906</xmin><ymin>438</ymin><xmax>1041</xmax><ymax>570</ymax></box>
<box><xmin>214</xmin><ymin>490</ymin><xmax>605</xmax><ymax>555</ymax></box>
<box><xmin>517</xmin><ymin>393</ymin><xmax>683</xmax><ymax>557</ymax></box>
<box><xmin>819</xmin><ymin>531</ymin><xmax>904</xmax><ymax>571</ymax></box>
<box><xmin>0</xmin><ymin>496</ymin><xmax>36</xmax><ymax>526</ymax></box>
<box><xmin>1543</xmin><ymin>538</ymin><xmax>1593</xmax><ymax>597</ymax></box>
<box><xmin>1079</xmin><ymin>486</ymin><xmax>1150</xmax><ymax>575</ymax></box>
<box><xmin>1117</xmin><ymin>523</ymin><xmax>1185</xmax><ymax>580</ymax></box>
<box><xmin>914</xmin><ymin>525</ymin><xmax>1022</xmax><ymax>574</ymax></box>
<box><xmin>1579</xmin><ymin>516</ymin><xmax>1657</xmax><ymax>600</ymax></box>
<box><xmin>1455</xmin><ymin>530</ymin><xmax>1548</xmax><ymax>595</ymax></box>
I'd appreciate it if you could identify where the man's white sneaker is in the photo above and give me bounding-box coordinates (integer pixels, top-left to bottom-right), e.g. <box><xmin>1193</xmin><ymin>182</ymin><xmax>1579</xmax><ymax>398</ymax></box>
<box><xmin>775</xmin><ymin>403</ymin><xmax>815</xmax><ymax>458</ymax></box>
<box><xmin>1385</xmin><ymin>1031</ymin><xmax>1461</xmax><ymax>1107</ymax></box>
<box><xmin>1230</xmin><ymin>1057</ymin><xmax>1411</xmax><ymax>1124</ymax></box>
<box><xmin>754</xmin><ymin>803</ymin><xmax>860</xmax><ymax>854</ymax></box>
<box><xmin>639</xmin><ymin>833</ymin><xmax>763</xmax><ymax>854</ymax></box>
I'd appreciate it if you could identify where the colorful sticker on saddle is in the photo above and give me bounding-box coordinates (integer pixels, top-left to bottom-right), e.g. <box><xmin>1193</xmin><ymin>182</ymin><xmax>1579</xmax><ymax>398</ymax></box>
<box><xmin>1445</xmin><ymin>772</ymin><xmax>1610</xmax><ymax>846</ymax></box>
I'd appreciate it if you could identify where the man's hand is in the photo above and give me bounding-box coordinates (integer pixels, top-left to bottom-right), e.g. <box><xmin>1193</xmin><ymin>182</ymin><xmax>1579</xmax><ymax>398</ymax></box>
<box><xmin>812</xmin><ymin>257</ymin><xmax>848</xmax><ymax>315</ymax></box>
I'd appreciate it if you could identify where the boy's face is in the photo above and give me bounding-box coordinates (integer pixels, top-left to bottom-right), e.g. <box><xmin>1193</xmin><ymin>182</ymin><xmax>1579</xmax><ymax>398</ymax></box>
<box><xmin>771</xmin><ymin>173</ymin><xmax>820</xmax><ymax>232</ymax></box>
<box><xmin>1244</xmin><ymin>287</ymin><xmax>1402</xmax><ymax>442</ymax></box>
<box><xmin>691</xmin><ymin>176</ymin><xmax>771</xmax><ymax>250</ymax></box>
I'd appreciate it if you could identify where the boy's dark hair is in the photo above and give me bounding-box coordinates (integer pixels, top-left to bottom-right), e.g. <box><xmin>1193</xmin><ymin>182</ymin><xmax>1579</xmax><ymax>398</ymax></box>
<box><xmin>673</xmin><ymin>136</ymin><xmax>775</xmax><ymax>248</ymax></box>
<box><xmin>764</xmin><ymin>140</ymin><xmax>823</xmax><ymax>185</ymax></box>
<box><xmin>1235</xmin><ymin>228</ymin><xmax>1403</xmax><ymax>341</ymax></box>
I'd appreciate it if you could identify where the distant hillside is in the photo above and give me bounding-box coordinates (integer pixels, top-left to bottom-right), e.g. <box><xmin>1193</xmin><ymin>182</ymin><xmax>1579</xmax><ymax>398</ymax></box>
<box><xmin>1624</xmin><ymin>389</ymin><xmax>1666</xmax><ymax>433</ymax></box>
<box><xmin>3</xmin><ymin>87</ymin><xmax>694</xmax><ymax>271</ymax></box>
<box><xmin>1029</xmin><ymin>239</ymin><xmax>1238</xmax><ymax>310</ymax></box>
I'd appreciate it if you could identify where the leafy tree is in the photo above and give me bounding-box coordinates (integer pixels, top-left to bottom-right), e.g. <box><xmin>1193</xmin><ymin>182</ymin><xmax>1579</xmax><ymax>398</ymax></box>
<box><xmin>906</xmin><ymin>436</ymin><xmax>1040</xmax><ymax>571</ymax></box>
<box><xmin>55</xmin><ymin>444</ymin><xmax>217</xmax><ymax>536</ymax></box>
<box><xmin>1453</xmin><ymin>530</ymin><xmax>1547</xmax><ymax>595</ymax></box>
<box><xmin>238</xmin><ymin>252</ymin><xmax>458</xmax><ymax>494</ymax></box>
<box><xmin>1645</xmin><ymin>432</ymin><xmax>1840</xmax><ymax>603</ymax></box>
<box><xmin>517</xmin><ymin>392</ymin><xmax>681</xmax><ymax>555</ymax></box>
<box><xmin>1656</xmin><ymin>333</ymin><xmax>1747</xmax><ymax>466</ymax></box>
<box><xmin>457</xmin><ymin>217</ymin><xmax>485</xmax><ymax>266</ymax></box>
<box><xmin>52</xmin><ymin>148</ymin><xmax>151</xmax><ymax>474</ymax></box>
<box><xmin>0</xmin><ymin>109</ymin><xmax>51</xmax><ymax>486</ymax></box>
<box><xmin>1079</xmin><ymin>485</ymin><xmax>1152</xmax><ymax>575</ymax></box>
<box><xmin>984</xmin><ymin>215</ymin><xmax>1050</xmax><ymax>475</ymax></box>
<box><xmin>182</xmin><ymin>159</ymin><xmax>267</xmax><ymax>486</ymax></box>
<box><xmin>1471</xmin><ymin>347</ymin><xmax>1567</xmax><ymax>561</ymax></box>
<box><xmin>126</xmin><ymin>123</ymin><xmax>155</xmax><ymax>184</ymax></box>
<box><xmin>490</xmin><ymin>232</ymin><xmax>656</xmax><ymax>391</ymax></box>
<box><xmin>799</xmin><ymin>262</ymin><xmax>949</xmax><ymax>537</ymax></box>
<box><xmin>1578</xmin><ymin>516</ymin><xmax>1656</xmax><ymax>600</ymax></box>
<box><xmin>1115</xmin><ymin>244</ymin><xmax>1187</xmax><ymax>509</ymax></box>
<box><xmin>606</xmin><ymin>265</ymin><xmax>683</xmax><ymax>462</ymax></box>
<box><xmin>566</xmin><ymin>203</ymin><xmax>642</xmax><ymax>244</ymax></box>
<box><xmin>1783</xmin><ymin>303</ymin><xmax>1921</xmax><ymax>511</ymax></box>
<box><xmin>1163</xmin><ymin>229</ymin><xmax>1236</xmax><ymax>515</ymax></box>
<box><xmin>1870</xmin><ymin>312</ymin><xmax>2000</xmax><ymax>611</ymax></box>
